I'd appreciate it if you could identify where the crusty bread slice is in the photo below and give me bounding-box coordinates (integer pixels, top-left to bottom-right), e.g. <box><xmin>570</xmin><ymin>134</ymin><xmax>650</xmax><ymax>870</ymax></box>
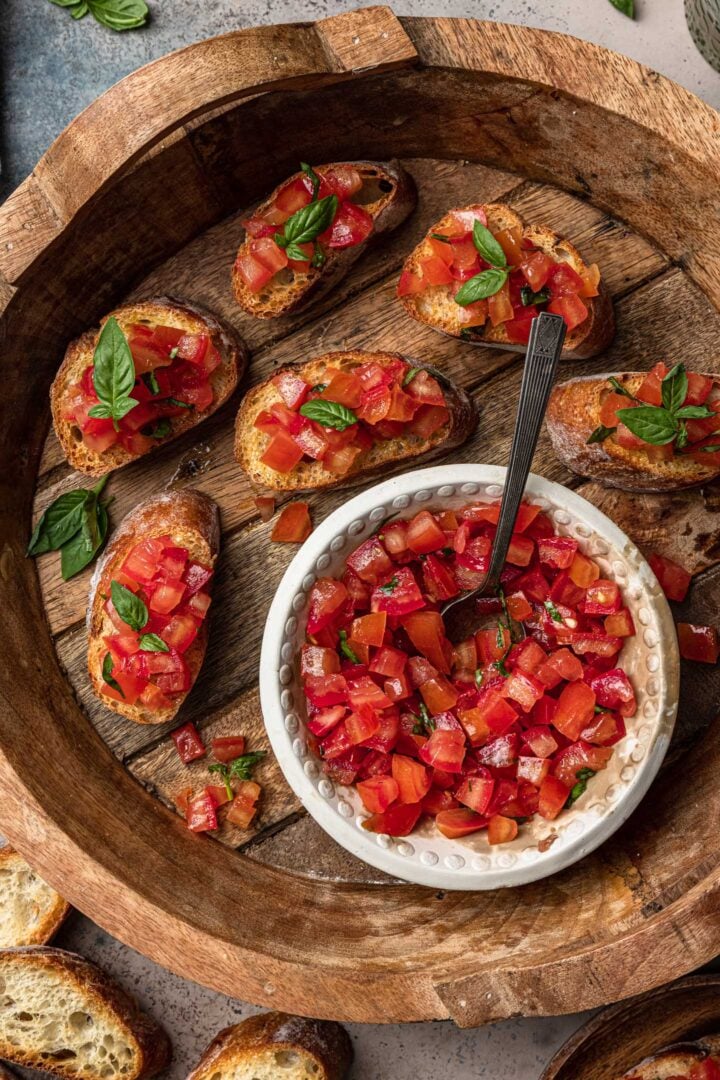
<box><xmin>623</xmin><ymin>1040</ymin><xmax>720</xmax><ymax>1078</ymax></box>
<box><xmin>547</xmin><ymin>372</ymin><xmax>720</xmax><ymax>492</ymax></box>
<box><xmin>0</xmin><ymin>848</ymin><xmax>70</xmax><ymax>948</ymax></box>
<box><xmin>0</xmin><ymin>946</ymin><xmax>171</xmax><ymax>1080</ymax></box>
<box><xmin>51</xmin><ymin>296</ymin><xmax>247</xmax><ymax>477</ymax></box>
<box><xmin>232</xmin><ymin>160</ymin><xmax>416</xmax><ymax>318</ymax></box>
<box><xmin>234</xmin><ymin>350</ymin><xmax>477</xmax><ymax>492</ymax></box>
<box><xmin>398</xmin><ymin>203</ymin><xmax>615</xmax><ymax>359</ymax></box>
<box><xmin>188</xmin><ymin>1012</ymin><xmax>352</xmax><ymax>1080</ymax></box>
<box><xmin>87</xmin><ymin>489</ymin><xmax>219</xmax><ymax>725</ymax></box>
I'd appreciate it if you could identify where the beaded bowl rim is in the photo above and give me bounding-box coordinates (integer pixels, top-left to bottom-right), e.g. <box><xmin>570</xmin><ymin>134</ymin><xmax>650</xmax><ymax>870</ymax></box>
<box><xmin>259</xmin><ymin>465</ymin><xmax>680</xmax><ymax>890</ymax></box>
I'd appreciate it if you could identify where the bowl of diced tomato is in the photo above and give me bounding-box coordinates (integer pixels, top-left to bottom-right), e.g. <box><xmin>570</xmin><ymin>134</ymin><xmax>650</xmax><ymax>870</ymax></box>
<box><xmin>260</xmin><ymin>465</ymin><xmax>679</xmax><ymax>889</ymax></box>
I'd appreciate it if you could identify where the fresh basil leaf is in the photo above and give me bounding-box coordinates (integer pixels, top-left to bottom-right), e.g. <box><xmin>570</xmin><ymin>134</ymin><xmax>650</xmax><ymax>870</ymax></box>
<box><xmin>609</xmin><ymin>0</ymin><xmax>635</xmax><ymax>17</ymax></box>
<box><xmin>60</xmin><ymin>500</ymin><xmax>108</xmax><ymax>580</ymax></box>
<box><xmin>300</xmin><ymin>162</ymin><xmax>321</xmax><ymax>201</ymax></box>
<box><xmin>139</xmin><ymin>632</ymin><xmax>169</xmax><ymax>653</ymax></box>
<box><xmin>661</xmin><ymin>362</ymin><xmax>688</xmax><ymax>414</ymax></box>
<box><xmin>691</xmin><ymin>443</ymin><xmax>720</xmax><ymax>454</ymax></box>
<box><xmin>299</xmin><ymin>398</ymin><xmax>357</xmax><ymax>431</ymax></box>
<box><xmin>102</xmin><ymin>652</ymin><xmax>124</xmax><ymax>696</ymax></box>
<box><xmin>228</xmin><ymin>751</ymin><xmax>267</xmax><ymax>782</ymax></box>
<box><xmin>169</xmin><ymin>347</ymin><xmax>179</xmax><ymax>359</ymax></box>
<box><xmin>28</xmin><ymin>492</ymin><xmax>90</xmax><ymax>556</ymax></box>
<box><xmin>675</xmin><ymin>404</ymin><xmax>715</xmax><ymax>419</ymax></box>
<box><xmin>277</xmin><ymin>194</ymin><xmax>338</xmax><ymax>248</ymax></box>
<box><xmin>143</xmin><ymin>370</ymin><xmax>160</xmax><ymax>396</ymax></box>
<box><xmin>494</xmin><ymin>655</ymin><xmax>511</xmax><ymax>678</ymax></box>
<box><xmin>285</xmin><ymin>241</ymin><xmax>310</xmax><ymax>263</ymax></box>
<box><xmin>311</xmin><ymin>248</ymin><xmax>326</xmax><ymax>269</ymax></box>
<box><xmin>587</xmin><ymin>424</ymin><xmax>616</xmax><ymax>445</ymax></box>
<box><xmin>110</xmin><ymin>579</ymin><xmax>148</xmax><ymax>632</ymax></box>
<box><xmin>430</xmin><ymin>233</ymin><xmax>452</xmax><ymax>243</ymax></box>
<box><xmin>616</xmin><ymin>405</ymin><xmax>678</xmax><ymax>445</ymax></box>
<box><xmin>676</xmin><ymin>423</ymin><xmax>689</xmax><ymax>450</ymax></box>
<box><xmin>521</xmin><ymin>285</ymin><xmax>550</xmax><ymax>307</ymax></box>
<box><xmin>496</xmin><ymin>622</ymin><xmax>506</xmax><ymax>649</ymax></box>
<box><xmin>402</xmin><ymin>367</ymin><xmax>421</xmax><ymax>386</ymax></box>
<box><xmin>208</xmin><ymin>762</ymin><xmax>233</xmax><ymax>802</ymax></box>
<box><xmin>49</xmin><ymin>0</ymin><xmax>85</xmax><ymax>5</ymax></box>
<box><xmin>544</xmin><ymin>599</ymin><xmax>563</xmax><ymax>623</ymax></box>
<box><xmin>166</xmin><ymin>397</ymin><xmax>193</xmax><ymax>409</ymax></box>
<box><xmin>474</xmin><ymin>667</ymin><xmax>484</xmax><ymax>690</ymax></box>
<box><xmin>91</xmin><ymin>316</ymin><xmax>138</xmax><ymax>427</ymax></box>
<box><xmin>87</xmin><ymin>0</ymin><xmax>149</xmax><ymax>29</ymax></box>
<box><xmin>338</xmin><ymin>630</ymin><xmax>360</xmax><ymax>665</ymax></box>
<box><xmin>455</xmin><ymin>268</ymin><xmax>508</xmax><ymax>306</ymax></box>
<box><xmin>419</xmin><ymin>703</ymin><xmax>435</xmax><ymax>732</ymax></box>
<box><xmin>472</xmin><ymin>221</ymin><xmax>507</xmax><ymax>269</ymax></box>
<box><xmin>146</xmin><ymin>418</ymin><xmax>172</xmax><ymax>439</ymax></box>
<box><xmin>70</xmin><ymin>1</ymin><xmax>89</xmax><ymax>16</ymax></box>
<box><xmin>607</xmin><ymin>376</ymin><xmax>637</xmax><ymax>400</ymax></box>
<box><xmin>310</xmin><ymin>383</ymin><xmax>328</xmax><ymax>394</ymax></box>
<box><xmin>379</xmin><ymin>575</ymin><xmax>399</xmax><ymax>595</ymax></box>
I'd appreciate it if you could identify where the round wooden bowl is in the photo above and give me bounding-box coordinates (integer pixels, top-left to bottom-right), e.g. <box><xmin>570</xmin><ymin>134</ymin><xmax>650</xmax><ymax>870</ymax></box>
<box><xmin>541</xmin><ymin>974</ymin><xmax>720</xmax><ymax>1079</ymax></box>
<box><xmin>1</xmin><ymin>7</ymin><xmax>720</xmax><ymax>1027</ymax></box>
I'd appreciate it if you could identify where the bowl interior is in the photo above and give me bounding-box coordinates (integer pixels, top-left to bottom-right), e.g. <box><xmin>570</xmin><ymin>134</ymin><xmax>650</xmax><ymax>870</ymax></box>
<box><xmin>260</xmin><ymin>464</ymin><xmax>680</xmax><ymax>890</ymax></box>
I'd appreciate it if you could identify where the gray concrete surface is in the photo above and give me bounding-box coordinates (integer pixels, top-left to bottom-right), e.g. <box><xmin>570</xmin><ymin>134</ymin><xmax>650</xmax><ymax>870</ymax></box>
<box><xmin>2</xmin><ymin>2</ymin><xmax>719</xmax><ymax>1077</ymax></box>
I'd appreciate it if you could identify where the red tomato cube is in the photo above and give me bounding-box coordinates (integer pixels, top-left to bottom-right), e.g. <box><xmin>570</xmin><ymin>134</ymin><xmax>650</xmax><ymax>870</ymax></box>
<box><xmin>436</xmin><ymin>808</ymin><xmax>488</xmax><ymax>839</ymax></box>
<box><xmin>403</xmin><ymin>610</ymin><xmax>451</xmax><ymax>674</ymax></box>
<box><xmin>371</xmin><ymin>567</ymin><xmax>426</xmax><ymax>616</ymax></box>
<box><xmin>391</xmin><ymin>754</ymin><xmax>431</xmax><ymax>804</ymax></box>
<box><xmin>487</xmin><ymin>814</ymin><xmax>519</xmax><ymax>845</ymax></box>
<box><xmin>357</xmin><ymin>775</ymin><xmax>399</xmax><ymax>814</ymax></box>
<box><xmin>456</xmin><ymin>771</ymin><xmax>495</xmax><ymax>815</ymax></box>
<box><xmin>186</xmin><ymin>790</ymin><xmax>218</xmax><ymax>832</ymax></box>
<box><xmin>553</xmin><ymin>681</ymin><xmax>597</xmax><ymax>740</ymax></box>
<box><xmin>418</xmin><ymin>728</ymin><xmax>466</xmax><ymax>773</ymax></box>
<box><xmin>346</xmin><ymin>707</ymin><xmax>381</xmax><ymax>745</ymax></box>
<box><xmin>171</xmin><ymin>721</ymin><xmax>206</xmax><ymax>763</ymax></box>
<box><xmin>604</xmin><ymin>608</ymin><xmax>636</xmax><ymax>637</ymax></box>
<box><xmin>649</xmin><ymin>553</ymin><xmax>692</xmax><ymax>602</ymax></box>
<box><xmin>522</xmin><ymin>725</ymin><xmax>559</xmax><ymax>759</ymax></box>
<box><xmin>350</xmin><ymin>612</ymin><xmax>387</xmax><ymax>647</ymax></box>
<box><xmin>419</xmin><ymin>676</ymin><xmax>459</xmax><ymax>714</ymax></box>
<box><xmin>362</xmin><ymin>802</ymin><xmax>422</xmax><ymax>837</ymax></box>
<box><xmin>503</xmin><ymin>670</ymin><xmax>545</xmax><ymax>713</ymax></box>
<box><xmin>538</xmin><ymin>776</ymin><xmax>570</xmax><ymax>820</ymax></box>
<box><xmin>677</xmin><ymin>623</ymin><xmax>720</xmax><ymax>664</ymax></box>
<box><xmin>538</xmin><ymin>536</ymin><xmax>578</xmax><ymax>569</ymax></box>
<box><xmin>307</xmin><ymin>578</ymin><xmax>348</xmax><ymax>634</ymax></box>
<box><xmin>583</xmin><ymin>580</ymin><xmax>622</xmax><ymax>615</ymax></box>
<box><xmin>406</xmin><ymin>510</ymin><xmax>447</xmax><ymax>554</ymax></box>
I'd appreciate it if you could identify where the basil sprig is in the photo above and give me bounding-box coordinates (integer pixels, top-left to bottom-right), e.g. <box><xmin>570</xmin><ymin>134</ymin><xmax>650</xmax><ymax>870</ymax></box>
<box><xmin>28</xmin><ymin>476</ymin><xmax>111</xmax><ymax>580</ymax></box>
<box><xmin>521</xmin><ymin>285</ymin><xmax>550</xmax><ymax>307</ymax></box>
<box><xmin>587</xmin><ymin>363</ymin><xmax>715</xmax><ymax>449</ymax></box>
<box><xmin>608</xmin><ymin>0</ymin><xmax>634</xmax><ymax>17</ymax></box>
<box><xmin>299</xmin><ymin>398</ymin><xmax>357</xmax><ymax>431</ymax></box>
<box><xmin>544</xmin><ymin>599</ymin><xmax>563</xmax><ymax>624</ymax></box>
<box><xmin>566</xmin><ymin>767</ymin><xmax>596</xmax><ymax>807</ymax></box>
<box><xmin>275</xmin><ymin>193</ymin><xmax>338</xmax><ymax>265</ymax></box>
<box><xmin>455</xmin><ymin>221</ymin><xmax>511</xmax><ymax>307</ymax></box>
<box><xmin>102</xmin><ymin>652</ymin><xmax>124</xmax><ymax>697</ymax></box>
<box><xmin>110</xmin><ymin>580</ymin><xmax>149</xmax><ymax>632</ymax></box>
<box><xmin>208</xmin><ymin>751</ymin><xmax>267</xmax><ymax>802</ymax></box>
<box><xmin>48</xmin><ymin>0</ymin><xmax>149</xmax><ymax>30</ymax></box>
<box><xmin>88</xmin><ymin>317</ymin><xmax>139</xmax><ymax>429</ymax></box>
<box><xmin>138</xmin><ymin>632</ymin><xmax>169</xmax><ymax>653</ymax></box>
<box><xmin>300</xmin><ymin>162</ymin><xmax>321</xmax><ymax>200</ymax></box>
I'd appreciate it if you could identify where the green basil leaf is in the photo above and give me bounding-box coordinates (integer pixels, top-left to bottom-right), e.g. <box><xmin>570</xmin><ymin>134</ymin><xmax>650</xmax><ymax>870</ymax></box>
<box><xmin>146</xmin><ymin>418</ymin><xmax>172</xmax><ymax>439</ymax></box>
<box><xmin>139</xmin><ymin>632</ymin><xmax>169</xmax><ymax>653</ymax></box>
<box><xmin>675</xmin><ymin>404</ymin><xmax>715</xmax><ymax>419</ymax></box>
<box><xmin>311</xmin><ymin>248</ymin><xmax>326</xmax><ymax>269</ymax></box>
<box><xmin>608</xmin><ymin>0</ymin><xmax>635</xmax><ymax>17</ymax></box>
<box><xmin>544</xmin><ymin>599</ymin><xmax>563</xmax><ymax>623</ymax></box>
<box><xmin>430</xmin><ymin>233</ymin><xmax>452</xmax><ymax>243</ymax></box>
<box><xmin>91</xmin><ymin>316</ymin><xmax>138</xmax><ymax>425</ymax></box>
<box><xmin>661</xmin><ymin>362</ymin><xmax>688</xmax><ymax>414</ymax></box>
<box><xmin>208</xmin><ymin>762</ymin><xmax>233</xmax><ymax>801</ymax></box>
<box><xmin>691</xmin><ymin>443</ymin><xmax>720</xmax><ymax>454</ymax></box>
<box><xmin>228</xmin><ymin>751</ymin><xmax>267</xmax><ymax>782</ymax></box>
<box><xmin>87</xmin><ymin>0</ymin><xmax>148</xmax><ymax>29</ymax></box>
<box><xmin>310</xmin><ymin>383</ymin><xmax>328</xmax><ymax>394</ymax></box>
<box><xmin>586</xmin><ymin>424</ymin><xmax>616</xmax><ymax>445</ymax></box>
<box><xmin>455</xmin><ymin>268</ymin><xmax>508</xmax><ymax>306</ymax></box>
<box><xmin>300</xmin><ymin>162</ymin><xmax>321</xmax><ymax>201</ymax></box>
<box><xmin>102</xmin><ymin>652</ymin><xmax>124</xmax><ymax>697</ymax></box>
<box><xmin>472</xmin><ymin>221</ymin><xmax>507</xmax><ymax>268</ymax></box>
<box><xmin>402</xmin><ymin>367</ymin><xmax>421</xmax><ymax>386</ymax></box>
<box><xmin>521</xmin><ymin>285</ymin><xmax>550</xmax><ymax>307</ymax></box>
<box><xmin>28</xmin><ymin>491</ymin><xmax>91</xmax><ymax>556</ymax></box>
<box><xmin>110</xmin><ymin>579</ymin><xmax>148</xmax><ymax>632</ymax></box>
<box><xmin>281</xmin><ymin>194</ymin><xmax>338</xmax><ymax>247</ymax></box>
<box><xmin>166</xmin><ymin>397</ymin><xmax>193</xmax><ymax>409</ymax></box>
<box><xmin>299</xmin><ymin>398</ymin><xmax>357</xmax><ymax>431</ymax></box>
<box><xmin>616</xmin><ymin>405</ymin><xmax>678</xmax><ymax>446</ymax></box>
<box><xmin>143</xmin><ymin>371</ymin><xmax>160</xmax><ymax>396</ymax></box>
<box><xmin>60</xmin><ymin>500</ymin><xmax>109</xmax><ymax>580</ymax></box>
<box><xmin>69</xmin><ymin>1</ymin><xmax>89</xmax><ymax>16</ymax></box>
<box><xmin>48</xmin><ymin>0</ymin><xmax>84</xmax><ymax>5</ymax></box>
<box><xmin>338</xmin><ymin>629</ymin><xmax>359</xmax><ymax>665</ymax></box>
<box><xmin>379</xmin><ymin>575</ymin><xmax>399</xmax><ymax>595</ymax></box>
<box><xmin>419</xmin><ymin>703</ymin><xmax>435</xmax><ymax>732</ymax></box>
<box><xmin>474</xmin><ymin>667</ymin><xmax>484</xmax><ymax>690</ymax></box>
<box><xmin>607</xmin><ymin>376</ymin><xmax>637</xmax><ymax>400</ymax></box>
<box><xmin>676</xmin><ymin>423</ymin><xmax>689</xmax><ymax>450</ymax></box>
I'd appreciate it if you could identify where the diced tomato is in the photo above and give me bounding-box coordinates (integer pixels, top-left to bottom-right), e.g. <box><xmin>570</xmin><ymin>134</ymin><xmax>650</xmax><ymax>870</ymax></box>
<box><xmin>371</xmin><ymin>566</ymin><xmax>426</xmax><ymax>616</ymax></box>
<box><xmin>211</xmin><ymin>735</ymin><xmax>247</xmax><ymax>763</ymax></box>
<box><xmin>391</xmin><ymin>754</ymin><xmax>431</xmax><ymax>804</ymax></box>
<box><xmin>307</xmin><ymin>578</ymin><xmax>348</xmax><ymax>634</ymax></box>
<box><xmin>305</xmin><ymin>673</ymin><xmax>348</xmax><ymax>708</ymax></box>
<box><xmin>583</xmin><ymin>580</ymin><xmax>622</xmax><ymax>615</ymax></box>
<box><xmin>587</xmin><ymin>669</ymin><xmax>636</xmax><ymax>714</ymax></box>
<box><xmin>162</xmin><ymin>613</ymin><xmax>199</xmax><ymax>653</ymax></box>
<box><xmin>436</xmin><ymin>808</ymin><xmax>488</xmax><ymax>839</ymax></box>
<box><xmin>403</xmin><ymin>611</ymin><xmax>451</xmax><ymax>674</ymax></box>
<box><xmin>345</xmin><ymin>707</ymin><xmax>380</xmax><ymax>746</ymax></box>
<box><xmin>362</xmin><ymin>802</ymin><xmax>422</xmax><ymax>837</ymax></box>
<box><xmin>357</xmin><ymin>775</ymin><xmax>399</xmax><ymax>814</ymax></box>
<box><xmin>419</xmin><ymin>676</ymin><xmax>459</xmax><ymax>715</ymax></box>
<box><xmin>578</xmin><ymin>263</ymin><xmax>601</xmax><ymax>298</ymax></box>
<box><xmin>569</xmin><ymin>553</ymin><xmax>600</xmax><ymax>589</ymax></box>
<box><xmin>271</xmin><ymin>502</ymin><xmax>312</xmax><ymax>543</ymax></box>
<box><xmin>476</xmin><ymin>627</ymin><xmax>511</xmax><ymax>665</ymax></box>
<box><xmin>347</xmin><ymin>676</ymin><xmax>392</xmax><ymax>712</ymax></box>
<box><xmin>235</xmin><ymin>252</ymin><xmax>274</xmax><ymax>292</ymax></box>
<box><xmin>405</xmin><ymin>370</ymin><xmax>446</xmax><ymax>407</ymax></box>
<box><xmin>347</xmin><ymin>537</ymin><xmax>393</xmax><ymax>584</ymax></box>
<box><xmin>272</xmin><ymin>370</ymin><xmax>309</xmax><ymax>410</ymax></box>
<box><xmin>423</xmin><ymin>554</ymin><xmax>459</xmax><ymax>601</ymax></box>
<box><xmin>677</xmin><ymin>623</ymin><xmax>720</xmax><ymax>664</ymax></box>
<box><xmin>523</xmin><ymin>725</ymin><xmax>559</xmax><ymax>759</ymax></box>
<box><xmin>171</xmin><ymin>721</ymin><xmax>206</xmax><ymax>763</ymax></box>
<box><xmin>405</xmin><ymin>510</ymin><xmax>447</xmax><ymax>555</ymax></box>
<box><xmin>407</xmin><ymin>404</ymin><xmax>450</xmax><ymax>438</ymax></box>
<box><xmin>503</xmin><ymin>670</ymin><xmax>545</xmax><ymax>713</ymax></box>
<box><xmin>538</xmin><ymin>775</ymin><xmax>570</xmax><ymax>820</ymax></box>
<box><xmin>487</xmin><ymin>277</ymin><xmax>513</xmax><ymax>326</ymax></box>
<box><xmin>397</xmin><ymin>268</ymin><xmax>425</xmax><ymax>297</ymax></box>
<box><xmin>548</xmin><ymin>292</ymin><xmax>588</xmax><ymax>331</ymax></box>
<box><xmin>369</xmin><ymin>646</ymin><xmax>407</xmax><ymax>679</ymax></box>
<box><xmin>456</xmin><ymin>771</ymin><xmax>495</xmax><ymax>815</ymax></box>
<box><xmin>520</xmin><ymin>250</ymin><xmax>554</xmax><ymax>291</ymax></box>
<box><xmin>306</xmin><ymin>705</ymin><xmax>346</xmax><ymax>738</ymax></box>
<box><xmin>324</xmin><ymin>201</ymin><xmax>373</xmax><ymax>248</ymax></box>
<box><xmin>537</xmin><ymin>648</ymin><xmax>583</xmax><ymax>688</ymax></box>
<box><xmin>418</xmin><ymin>728</ymin><xmax>466</xmax><ymax>773</ymax></box>
<box><xmin>649</xmin><ymin>553</ymin><xmax>692</xmax><ymax>602</ymax></box>
<box><xmin>505</xmin><ymin>591</ymin><xmax>532</xmax><ymax>621</ymax></box>
<box><xmin>226</xmin><ymin>780</ymin><xmax>261</xmax><ymax>828</ymax></box>
<box><xmin>554</xmin><ymin>741</ymin><xmax>612</xmax><ymax>788</ymax></box>
<box><xmin>553</xmin><ymin>681</ymin><xmax>597</xmax><ymax>740</ymax></box>
<box><xmin>599</xmin><ymin>391</ymin><xmax>633</xmax><ymax>428</ymax></box>
<box><xmin>547</xmin><ymin>262</ymin><xmax>584</xmax><ymax>296</ymax></box>
<box><xmin>276</xmin><ymin>176</ymin><xmax>313</xmax><ymax>214</ymax></box>
<box><xmin>487</xmin><ymin>814</ymin><xmax>519</xmax><ymax>845</ymax></box>
<box><xmin>506</xmin><ymin>534</ymin><xmax>535</xmax><ymax>567</ymax></box>
<box><xmin>476</xmin><ymin>688</ymin><xmax>519</xmax><ymax>734</ymax></box>
<box><xmin>685</xmin><ymin>371</ymin><xmax>714</xmax><ymax>406</ymax></box>
<box><xmin>604</xmin><ymin>608</ymin><xmax>636</xmax><ymax>637</ymax></box>
<box><xmin>420</xmin><ymin>254</ymin><xmax>454</xmax><ymax>285</ymax></box>
<box><xmin>186</xmin><ymin>790</ymin><xmax>218</xmax><ymax>833</ymax></box>
<box><xmin>350</xmin><ymin>612</ymin><xmax>387</xmax><ymax>648</ymax></box>
<box><xmin>538</xmin><ymin>536</ymin><xmax>578</xmax><ymax>570</ymax></box>
<box><xmin>320</xmin><ymin>370</ymin><xmax>364</xmax><ymax>409</ymax></box>
<box><xmin>149</xmin><ymin>579</ymin><xmax>185</xmax><ymax>614</ymax></box>
<box><xmin>183</xmin><ymin>562</ymin><xmax>213</xmax><ymax>597</ymax></box>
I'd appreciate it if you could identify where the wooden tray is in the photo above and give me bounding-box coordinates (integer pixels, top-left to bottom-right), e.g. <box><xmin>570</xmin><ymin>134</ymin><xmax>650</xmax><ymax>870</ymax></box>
<box><xmin>542</xmin><ymin>974</ymin><xmax>720</xmax><ymax>1079</ymax></box>
<box><xmin>1</xmin><ymin>7</ymin><xmax>720</xmax><ymax>1026</ymax></box>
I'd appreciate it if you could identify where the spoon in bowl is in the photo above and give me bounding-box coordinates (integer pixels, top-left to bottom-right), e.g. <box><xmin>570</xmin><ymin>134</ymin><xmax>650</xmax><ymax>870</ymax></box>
<box><xmin>442</xmin><ymin>311</ymin><xmax>567</xmax><ymax>644</ymax></box>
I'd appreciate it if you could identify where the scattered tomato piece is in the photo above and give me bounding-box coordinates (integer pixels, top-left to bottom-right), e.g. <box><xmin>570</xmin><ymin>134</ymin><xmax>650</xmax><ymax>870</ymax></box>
<box><xmin>271</xmin><ymin>502</ymin><xmax>312</xmax><ymax>543</ymax></box>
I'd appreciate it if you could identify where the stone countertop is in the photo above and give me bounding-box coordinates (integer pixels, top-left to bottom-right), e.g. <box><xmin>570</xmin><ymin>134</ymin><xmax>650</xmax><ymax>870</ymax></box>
<box><xmin>2</xmin><ymin>1</ymin><xmax>719</xmax><ymax>1077</ymax></box>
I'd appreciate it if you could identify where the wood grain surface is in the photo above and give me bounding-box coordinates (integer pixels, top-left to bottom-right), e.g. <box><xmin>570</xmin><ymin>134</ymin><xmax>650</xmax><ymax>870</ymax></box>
<box><xmin>1</xmin><ymin>8</ymin><xmax>720</xmax><ymax>1026</ymax></box>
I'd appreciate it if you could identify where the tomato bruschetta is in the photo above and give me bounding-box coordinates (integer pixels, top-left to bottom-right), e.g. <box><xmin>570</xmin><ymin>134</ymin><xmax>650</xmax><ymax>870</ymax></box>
<box><xmin>622</xmin><ymin>1043</ymin><xmax>720</xmax><ymax>1080</ymax></box>
<box><xmin>232</xmin><ymin>161</ymin><xmax>416</xmax><ymax>318</ymax></box>
<box><xmin>51</xmin><ymin>297</ymin><xmax>246</xmax><ymax>476</ymax></box>
<box><xmin>547</xmin><ymin>363</ymin><xmax>720</xmax><ymax>491</ymax></box>
<box><xmin>397</xmin><ymin>202</ymin><xmax>614</xmax><ymax>358</ymax></box>
<box><xmin>87</xmin><ymin>490</ymin><xmax>218</xmax><ymax>725</ymax></box>
<box><xmin>234</xmin><ymin>350</ymin><xmax>476</xmax><ymax>491</ymax></box>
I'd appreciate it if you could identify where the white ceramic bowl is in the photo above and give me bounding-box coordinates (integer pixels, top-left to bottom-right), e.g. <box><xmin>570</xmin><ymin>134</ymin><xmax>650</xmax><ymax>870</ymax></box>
<box><xmin>260</xmin><ymin>465</ymin><xmax>679</xmax><ymax>890</ymax></box>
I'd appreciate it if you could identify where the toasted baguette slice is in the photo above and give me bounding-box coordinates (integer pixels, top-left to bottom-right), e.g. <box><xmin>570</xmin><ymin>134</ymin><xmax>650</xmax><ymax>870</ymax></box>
<box><xmin>0</xmin><ymin>946</ymin><xmax>171</xmax><ymax>1080</ymax></box>
<box><xmin>188</xmin><ymin>1012</ymin><xmax>353</xmax><ymax>1080</ymax></box>
<box><xmin>234</xmin><ymin>351</ymin><xmax>476</xmax><ymax>492</ymax></box>
<box><xmin>51</xmin><ymin>296</ymin><xmax>247</xmax><ymax>477</ymax></box>
<box><xmin>623</xmin><ymin>1041</ymin><xmax>720</xmax><ymax>1078</ymax></box>
<box><xmin>547</xmin><ymin>373</ymin><xmax>720</xmax><ymax>492</ymax></box>
<box><xmin>399</xmin><ymin>203</ymin><xmax>614</xmax><ymax>358</ymax></box>
<box><xmin>232</xmin><ymin>161</ymin><xmax>416</xmax><ymax>318</ymax></box>
<box><xmin>87</xmin><ymin>489</ymin><xmax>219</xmax><ymax>725</ymax></box>
<box><xmin>0</xmin><ymin>848</ymin><xmax>70</xmax><ymax>948</ymax></box>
